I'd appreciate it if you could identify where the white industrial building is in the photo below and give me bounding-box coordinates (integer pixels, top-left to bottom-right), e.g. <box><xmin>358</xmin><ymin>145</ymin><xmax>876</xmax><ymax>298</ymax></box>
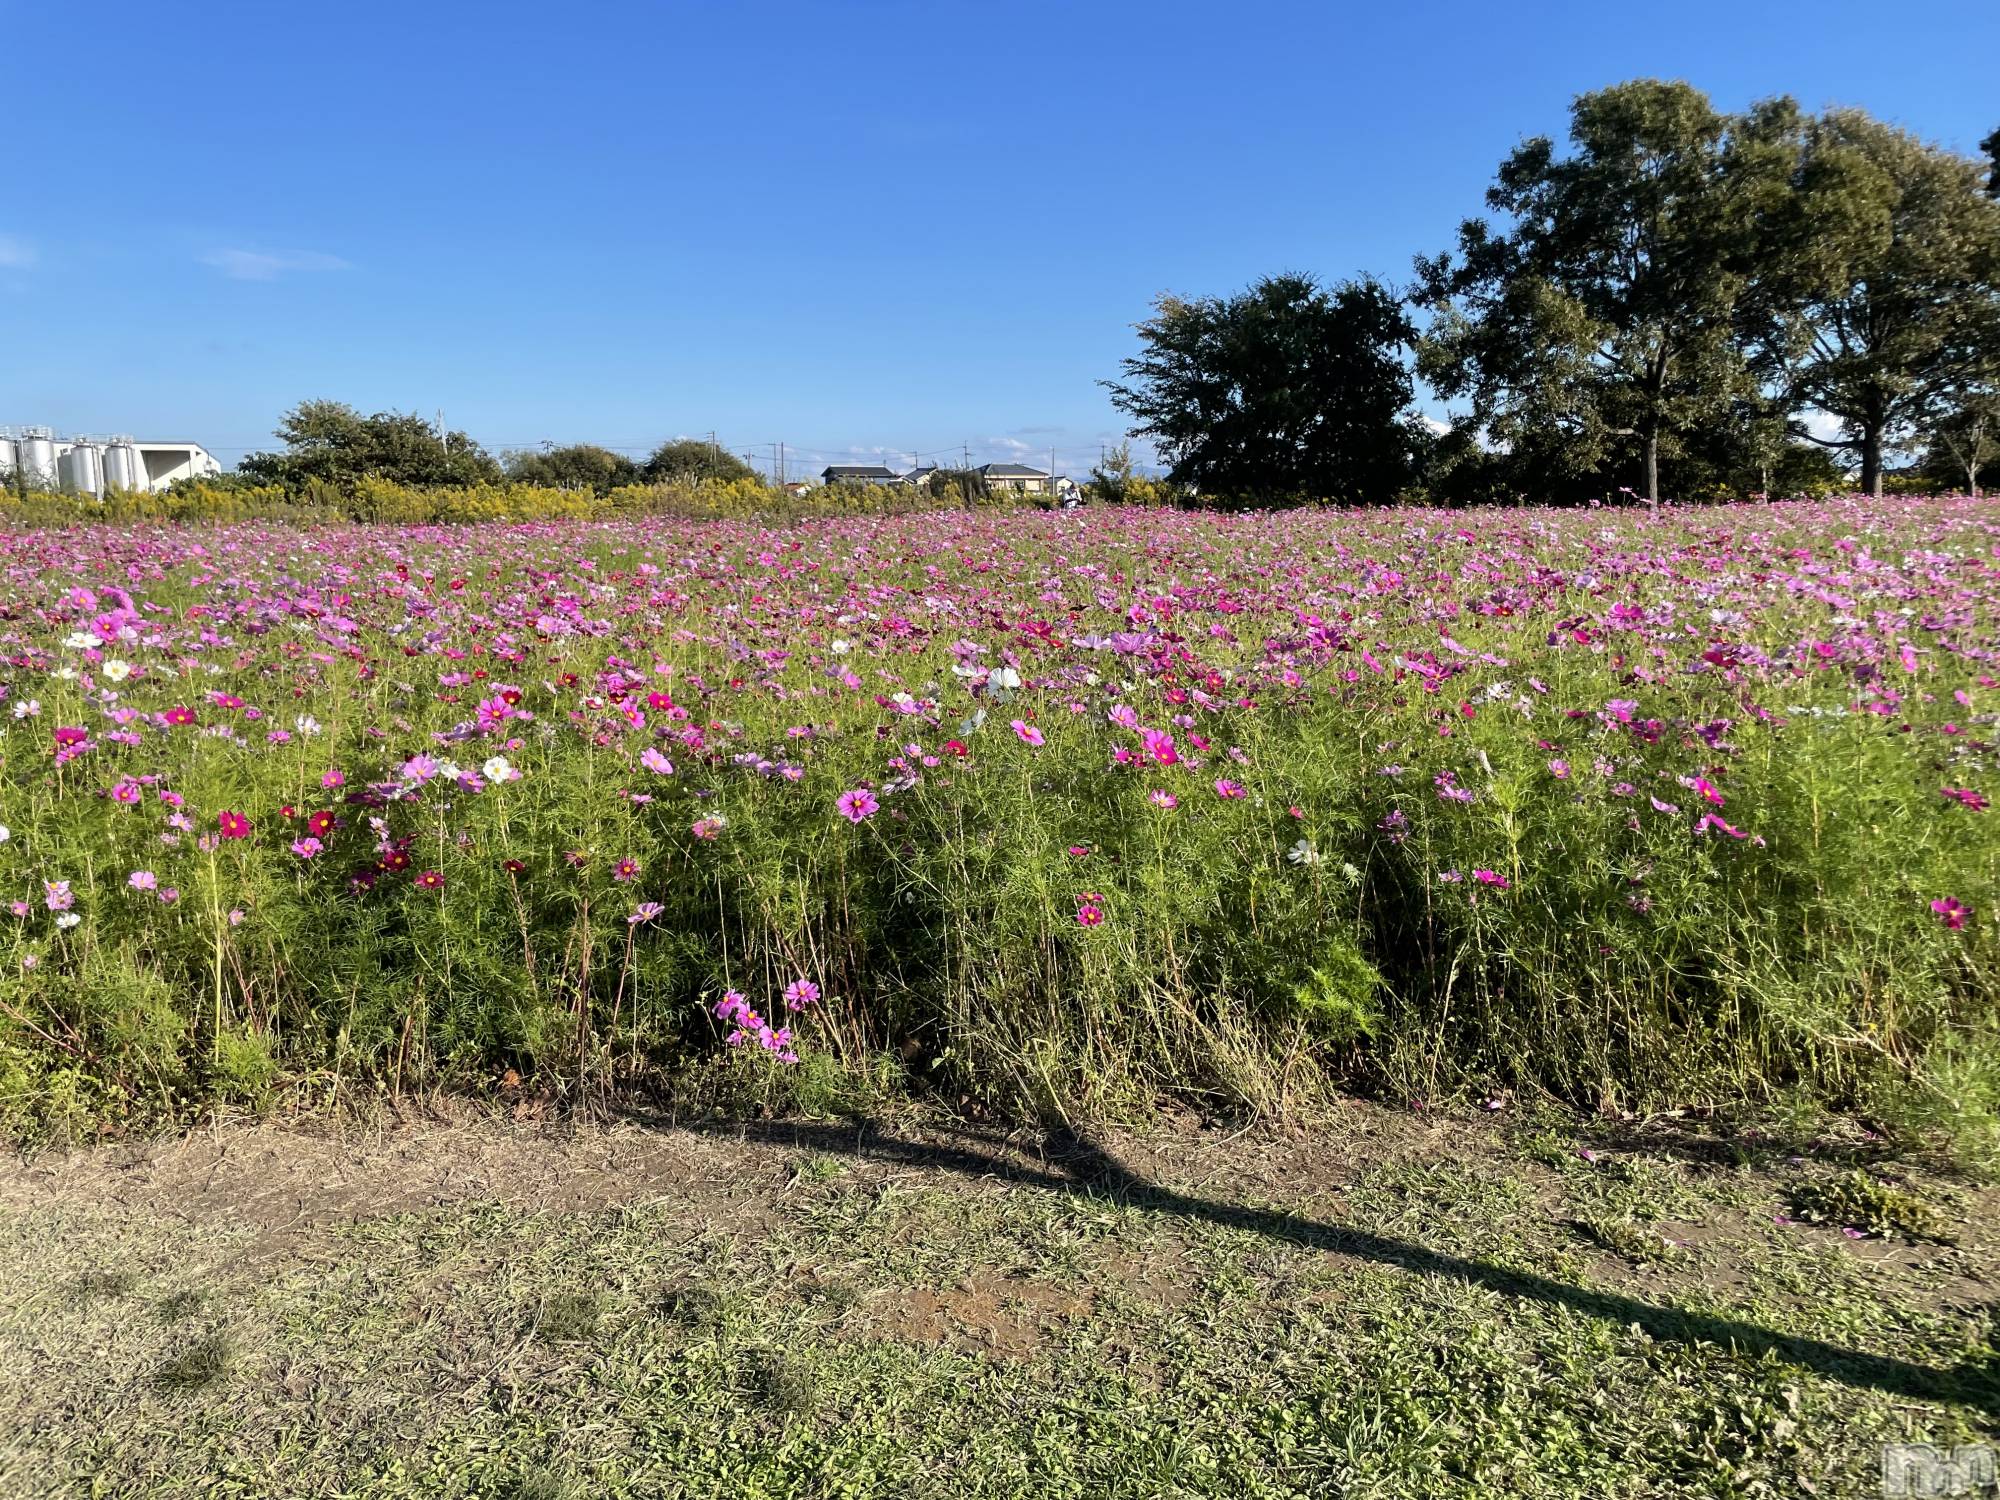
<box><xmin>0</xmin><ymin>426</ymin><xmax>223</xmax><ymax>495</ymax></box>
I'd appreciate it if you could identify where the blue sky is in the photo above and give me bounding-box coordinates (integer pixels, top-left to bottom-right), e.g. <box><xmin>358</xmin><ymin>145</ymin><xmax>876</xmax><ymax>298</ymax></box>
<box><xmin>5</xmin><ymin>0</ymin><xmax>1996</xmax><ymax>477</ymax></box>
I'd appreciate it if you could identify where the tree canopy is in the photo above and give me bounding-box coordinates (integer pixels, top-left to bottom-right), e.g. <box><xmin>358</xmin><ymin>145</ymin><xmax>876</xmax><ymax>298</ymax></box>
<box><xmin>503</xmin><ymin>443</ymin><xmax>641</xmax><ymax>493</ymax></box>
<box><xmin>1413</xmin><ymin>81</ymin><xmax>1794</xmax><ymax>502</ymax></box>
<box><xmin>641</xmin><ymin>439</ymin><xmax>759</xmax><ymax>485</ymax></box>
<box><xmin>239</xmin><ymin>401</ymin><xmax>501</xmax><ymax>488</ymax></box>
<box><xmin>1756</xmin><ymin>110</ymin><xmax>2000</xmax><ymax>494</ymax></box>
<box><xmin>1102</xmin><ymin>273</ymin><xmax>1421</xmax><ymax>506</ymax></box>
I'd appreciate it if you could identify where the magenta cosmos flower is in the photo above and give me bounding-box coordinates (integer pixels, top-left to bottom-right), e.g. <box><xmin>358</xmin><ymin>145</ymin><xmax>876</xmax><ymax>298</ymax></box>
<box><xmin>1010</xmin><ymin>719</ymin><xmax>1044</xmax><ymax>747</ymax></box>
<box><xmin>1214</xmin><ymin>778</ymin><xmax>1246</xmax><ymax>800</ymax></box>
<box><xmin>837</xmin><ymin>788</ymin><xmax>879</xmax><ymax>823</ymax></box>
<box><xmin>217</xmin><ymin>810</ymin><xmax>252</xmax><ymax>840</ymax></box>
<box><xmin>1931</xmin><ymin>897</ymin><xmax>1970</xmax><ymax>930</ymax></box>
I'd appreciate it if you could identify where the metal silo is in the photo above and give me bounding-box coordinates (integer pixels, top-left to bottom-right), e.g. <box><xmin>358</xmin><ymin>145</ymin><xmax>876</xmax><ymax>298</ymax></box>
<box><xmin>102</xmin><ymin>437</ymin><xmax>144</xmax><ymax>492</ymax></box>
<box><xmin>59</xmin><ymin>442</ymin><xmax>105</xmax><ymax>498</ymax></box>
<box><xmin>16</xmin><ymin>427</ymin><xmax>56</xmax><ymax>489</ymax></box>
<box><xmin>0</xmin><ymin>436</ymin><xmax>16</xmax><ymax>482</ymax></box>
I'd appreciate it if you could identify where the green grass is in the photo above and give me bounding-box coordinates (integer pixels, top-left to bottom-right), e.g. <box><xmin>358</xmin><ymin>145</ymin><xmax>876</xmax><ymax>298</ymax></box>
<box><xmin>0</xmin><ymin>1105</ymin><xmax>1993</xmax><ymax>1497</ymax></box>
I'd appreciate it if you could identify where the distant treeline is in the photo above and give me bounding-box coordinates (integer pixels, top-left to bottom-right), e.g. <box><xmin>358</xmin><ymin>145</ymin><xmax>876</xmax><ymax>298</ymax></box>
<box><xmin>1105</xmin><ymin>81</ymin><xmax>2000</xmax><ymax>507</ymax></box>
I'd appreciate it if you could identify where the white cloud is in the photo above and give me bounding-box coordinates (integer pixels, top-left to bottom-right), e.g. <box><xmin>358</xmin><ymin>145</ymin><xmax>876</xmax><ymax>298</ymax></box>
<box><xmin>0</xmin><ymin>234</ymin><xmax>35</xmax><ymax>270</ymax></box>
<box><xmin>201</xmin><ymin>248</ymin><xmax>351</xmax><ymax>281</ymax></box>
<box><xmin>1799</xmin><ymin>409</ymin><xmax>1846</xmax><ymax>444</ymax></box>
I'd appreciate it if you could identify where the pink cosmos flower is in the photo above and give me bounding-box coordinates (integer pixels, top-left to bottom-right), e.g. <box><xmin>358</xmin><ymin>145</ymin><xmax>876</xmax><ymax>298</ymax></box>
<box><xmin>1148</xmin><ymin>789</ymin><xmax>1178</xmax><ymax>809</ymax></box>
<box><xmin>1010</xmin><ymin>719</ymin><xmax>1044</xmax><ymax>747</ymax></box>
<box><xmin>640</xmin><ymin>747</ymin><xmax>674</xmax><ymax>774</ymax></box>
<box><xmin>127</xmin><ymin>870</ymin><xmax>157</xmax><ymax>891</ymax></box>
<box><xmin>1472</xmin><ymin>869</ymin><xmax>1511</xmax><ymax>889</ymax></box>
<box><xmin>837</xmin><ymin>788</ymin><xmax>879</xmax><ymax>823</ymax></box>
<box><xmin>628</xmin><ymin>902</ymin><xmax>664</xmax><ymax>925</ymax></box>
<box><xmin>614</xmin><ymin>857</ymin><xmax>641</xmax><ymax>882</ymax></box>
<box><xmin>783</xmin><ymin>979</ymin><xmax>820</xmax><ymax>1011</ymax></box>
<box><xmin>1931</xmin><ymin>897</ymin><xmax>1970</xmax><ymax>930</ymax></box>
<box><xmin>1214</xmin><ymin>778</ymin><xmax>1246</xmax><ymax>800</ymax></box>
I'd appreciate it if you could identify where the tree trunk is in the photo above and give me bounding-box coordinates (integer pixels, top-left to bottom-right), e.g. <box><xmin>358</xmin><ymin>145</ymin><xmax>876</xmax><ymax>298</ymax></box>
<box><xmin>1860</xmin><ymin>424</ymin><xmax>1884</xmax><ymax>498</ymax></box>
<box><xmin>1643</xmin><ymin>432</ymin><xmax>1659</xmax><ymax>505</ymax></box>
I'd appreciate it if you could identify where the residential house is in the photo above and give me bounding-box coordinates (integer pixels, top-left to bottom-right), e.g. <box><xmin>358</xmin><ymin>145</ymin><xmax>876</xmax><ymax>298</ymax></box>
<box><xmin>821</xmin><ymin>465</ymin><xmax>905</xmax><ymax>485</ymax></box>
<box><xmin>978</xmin><ymin>463</ymin><xmax>1050</xmax><ymax>494</ymax></box>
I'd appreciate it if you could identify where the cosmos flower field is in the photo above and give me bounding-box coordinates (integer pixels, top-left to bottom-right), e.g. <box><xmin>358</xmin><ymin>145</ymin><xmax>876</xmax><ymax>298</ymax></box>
<box><xmin>1</xmin><ymin>498</ymin><xmax>1995</xmax><ymax>1145</ymax></box>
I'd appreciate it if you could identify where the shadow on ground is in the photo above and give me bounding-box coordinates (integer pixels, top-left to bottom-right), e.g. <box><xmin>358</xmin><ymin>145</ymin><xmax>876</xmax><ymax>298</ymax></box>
<box><xmin>663</xmin><ymin>1112</ymin><xmax>2000</xmax><ymax>1418</ymax></box>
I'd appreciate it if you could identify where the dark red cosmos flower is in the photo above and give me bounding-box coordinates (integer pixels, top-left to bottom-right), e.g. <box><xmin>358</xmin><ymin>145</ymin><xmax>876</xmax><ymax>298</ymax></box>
<box><xmin>380</xmin><ymin>849</ymin><xmax>412</xmax><ymax>872</ymax></box>
<box><xmin>307</xmin><ymin>809</ymin><xmax>337</xmax><ymax>837</ymax></box>
<box><xmin>502</xmin><ymin>858</ymin><xmax>526</xmax><ymax>874</ymax></box>
<box><xmin>414</xmin><ymin>870</ymin><xmax>445</xmax><ymax>891</ymax></box>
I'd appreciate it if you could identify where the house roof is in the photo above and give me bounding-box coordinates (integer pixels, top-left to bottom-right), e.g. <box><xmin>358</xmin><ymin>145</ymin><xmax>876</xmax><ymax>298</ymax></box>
<box><xmin>822</xmin><ymin>465</ymin><xmax>902</xmax><ymax>480</ymax></box>
<box><xmin>979</xmin><ymin>463</ymin><xmax>1049</xmax><ymax>478</ymax></box>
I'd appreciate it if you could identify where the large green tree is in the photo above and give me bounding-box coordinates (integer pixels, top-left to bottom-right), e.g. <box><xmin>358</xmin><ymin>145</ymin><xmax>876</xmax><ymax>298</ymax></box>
<box><xmin>1755</xmin><ymin>111</ymin><xmax>2000</xmax><ymax>495</ymax></box>
<box><xmin>240</xmin><ymin>401</ymin><xmax>501</xmax><ymax>488</ymax></box>
<box><xmin>1102</xmin><ymin>273</ymin><xmax>1421</xmax><ymax>506</ymax></box>
<box><xmin>1414</xmin><ymin>80</ymin><xmax>1790</xmax><ymax>503</ymax></box>
<box><xmin>1983</xmin><ymin>127</ymin><xmax>2000</xmax><ymax>197</ymax></box>
<box><xmin>503</xmin><ymin>443</ymin><xmax>640</xmax><ymax>493</ymax></box>
<box><xmin>641</xmin><ymin>438</ymin><xmax>759</xmax><ymax>485</ymax></box>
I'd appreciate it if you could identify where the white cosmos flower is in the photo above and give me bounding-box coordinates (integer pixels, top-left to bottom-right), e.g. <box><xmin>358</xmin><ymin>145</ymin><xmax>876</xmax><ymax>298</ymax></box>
<box><xmin>64</xmin><ymin>631</ymin><xmax>102</xmax><ymax>651</ymax></box>
<box><xmin>11</xmin><ymin>700</ymin><xmax>38</xmax><ymax>719</ymax></box>
<box><xmin>102</xmin><ymin>659</ymin><xmax>131</xmax><ymax>683</ymax></box>
<box><xmin>830</xmin><ymin>639</ymin><xmax>851</xmax><ymax>654</ymax></box>
<box><xmin>0</xmin><ymin>825</ymin><xmax>10</xmax><ymax>842</ymax></box>
<box><xmin>482</xmin><ymin>756</ymin><xmax>519</xmax><ymax>782</ymax></box>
